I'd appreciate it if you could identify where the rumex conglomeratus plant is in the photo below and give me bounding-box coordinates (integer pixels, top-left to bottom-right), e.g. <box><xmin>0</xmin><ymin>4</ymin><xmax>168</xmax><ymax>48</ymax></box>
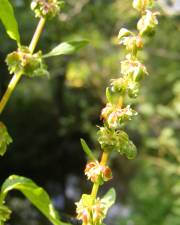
<box><xmin>0</xmin><ymin>0</ymin><xmax>88</xmax><ymax>224</ymax></box>
<box><xmin>76</xmin><ymin>1</ymin><xmax>160</xmax><ymax>225</ymax></box>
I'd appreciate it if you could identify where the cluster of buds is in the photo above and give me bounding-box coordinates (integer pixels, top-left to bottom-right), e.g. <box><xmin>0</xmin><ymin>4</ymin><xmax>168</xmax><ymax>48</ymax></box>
<box><xmin>85</xmin><ymin>161</ymin><xmax>112</xmax><ymax>184</ymax></box>
<box><xmin>6</xmin><ymin>46</ymin><xmax>49</xmax><ymax>78</ymax></box>
<box><xmin>31</xmin><ymin>0</ymin><xmax>64</xmax><ymax>19</ymax></box>
<box><xmin>0</xmin><ymin>122</ymin><xmax>12</xmax><ymax>156</ymax></box>
<box><xmin>97</xmin><ymin>127</ymin><xmax>137</xmax><ymax>160</ymax></box>
<box><xmin>76</xmin><ymin>195</ymin><xmax>106</xmax><ymax>225</ymax></box>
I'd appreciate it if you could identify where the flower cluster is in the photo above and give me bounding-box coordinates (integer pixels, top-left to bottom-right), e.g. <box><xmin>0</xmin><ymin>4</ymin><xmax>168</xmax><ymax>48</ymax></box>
<box><xmin>97</xmin><ymin>127</ymin><xmax>137</xmax><ymax>160</ymax></box>
<box><xmin>96</xmin><ymin>0</ymin><xmax>159</xmax><ymax>159</ymax></box>
<box><xmin>6</xmin><ymin>46</ymin><xmax>49</xmax><ymax>77</ymax></box>
<box><xmin>85</xmin><ymin>161</ymin><xmax>112</xmax><ymax>184</ymax></box>
<box><xmin>31</xmin><ymin>0</ymin><xmax>64</xmax><ymax>19</ymax></box>
<box><xmin>101</xmin><ymin>104</ymin><xmax>137</xmax><ymax>128</ymax></box>
<box><xmin>0</xmin><ymin>122</ymin><xmax>12</xmax><ymax>156</ymax></box>
<box><xmin>76</xmin><ymin>195</ymin><xmax>106</xmax><ymax>225</ymax></box>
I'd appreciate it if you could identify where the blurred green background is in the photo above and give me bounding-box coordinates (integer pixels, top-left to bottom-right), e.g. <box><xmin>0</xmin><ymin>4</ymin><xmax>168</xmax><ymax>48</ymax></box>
<box><xmin>0</xmin><ymin>0</ymin><xmax>180</xmax><ymax>225</ymax></box>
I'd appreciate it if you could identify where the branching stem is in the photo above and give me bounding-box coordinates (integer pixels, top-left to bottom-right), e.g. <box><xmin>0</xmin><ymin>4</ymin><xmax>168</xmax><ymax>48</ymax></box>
<box><xmin>0</xmin><ymin>17</ymin><xmax>46</xmax><ymax>114</ymax></box>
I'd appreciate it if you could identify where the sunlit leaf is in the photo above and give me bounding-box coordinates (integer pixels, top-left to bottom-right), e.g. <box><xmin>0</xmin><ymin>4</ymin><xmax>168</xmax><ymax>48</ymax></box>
<box><xmin>0</xmin><ymin>175</ymin><xmax>70</xmax><ymax>225</ymax></box>
<box><xmin>101</xmin><ymin>188</ymin><xmax>116</xmax><ymax>215</ymax></box>
<box><xmin>0</xmin><ymin>122</ymin><xmax>12</xmax><ymax>157</ymax></box>
<box><xmin>43</xmin><ymin>40</ymin><xmax>89</xmax><ymax>58</ymax></box>
<box><xmin>0</xmin><ymin>0</ymin><xmax>20</xmax><ymax>44</ymax></box>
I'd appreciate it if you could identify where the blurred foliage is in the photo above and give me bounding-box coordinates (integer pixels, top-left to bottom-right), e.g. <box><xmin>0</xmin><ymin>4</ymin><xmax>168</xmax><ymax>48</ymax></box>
<box><xmin>0</xmin><ymin>0</ymin><xmax>180</xmax><ymax>225</ymax></box>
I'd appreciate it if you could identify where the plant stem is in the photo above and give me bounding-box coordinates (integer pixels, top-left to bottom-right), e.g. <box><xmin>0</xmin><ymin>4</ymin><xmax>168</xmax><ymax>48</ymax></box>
<box><xmin>91</xmin><ymin>151</ymin><xmax>109</xmax><ymax>199</ymax></box>
<box><xmin>0</xmin><ymin>17</ymin><xmax>46</xmax><ymax>114</ymax></box>
<box><xmin>0</xmin><ymin>72</ymin><xmax>22</xmax><ymax>114</ymax></box>
<box><xmin>29</xmin><ymin>17</ymin><xmax>46</xmax><ymax>53</ymax></box>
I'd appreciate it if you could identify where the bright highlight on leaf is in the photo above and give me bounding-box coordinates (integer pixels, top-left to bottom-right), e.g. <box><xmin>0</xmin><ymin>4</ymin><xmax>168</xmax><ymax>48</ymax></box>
<box><xmin>0</xmin><ymin>0</ymin><xmax>20</xmax><ymax>44</ymax></box>
<box><xmin>0</xmin><ymin>175</ymin><xmax>70</xmax><ymax>225</ymax></box>
<box><xmin>0</xmin><ymin>122</ymin><xmax>12</xmax><ymax>157</ymax></box>
<box><xmin>80</xmin><ymin>138</ymin><xmax>96</xmax><ymax>161</ymax></box>
<box><xmin>43</xmin><ymin>40</ymin><xmax>89</xmax><ymax>58</ymax></box>
<box><xmin>101</xmin><ymin>188</ymin><xmax>116</xmax><ymax>215</ymax></box>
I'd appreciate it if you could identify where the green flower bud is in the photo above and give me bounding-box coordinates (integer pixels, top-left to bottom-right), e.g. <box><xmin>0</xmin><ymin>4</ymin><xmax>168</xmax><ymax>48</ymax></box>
<box><xmin>118</xmin><ymin>27</ymin><xmax>143</xmax><ymax>55</ymax></box>
<box><xmin>97</xmin><ymin>127</ymin><xmax>137</xmax><ymax>159</ymax></box>
<box><xmin>133</xmin><ymin>0</ymin><xmax>154</xmax><ymax>11</ymax></box>
<box><xmin>118</xmin><ymin>28</ymin><xmax>132</xmax><ymax>40</ymax></box>
<box><xmin>124</xmin><ymin>140</ymin><xmax>137</xmax><ymax>160</ymax></box>
<box><xmin>31</xmin><ymin>0</ymin><xmax>64</xmax><ymax>19</ymax></box>
<box><xmin>121</xmin><ymin>58</ymin><xmax>148</xmax><ymax>81</ymax></box>
<box><xmin>6</xmin><ymin>46</ymin><xmax>49</xmax><ymax>78</ymax></box>
<box><xmin>110</xmin><ymin>78</ymin><xmax>128</xmax><ymax>94</ymax></box>
<box><xmin>137</xmin><ymin>10</ymin><xmax>159</xmax><ymax>36</ymax></box>
<box><xmin>120</xmin><ymin>35</ymin><xmax>143</xmax><ymax>55</ymax></box>
<box><xmin>127</xmin><ymin>80</ymin><xmax>140</xmax><ymax>98</ymax></box>
<box><xmin>0</xmin><ymin>122</ymin><xmax>12</xmax><ymax>156</ymax></box>
<box><xmin>0</xmin><ymin>205</ymin><xmax>12</xmax><ymax>222</ymax></box>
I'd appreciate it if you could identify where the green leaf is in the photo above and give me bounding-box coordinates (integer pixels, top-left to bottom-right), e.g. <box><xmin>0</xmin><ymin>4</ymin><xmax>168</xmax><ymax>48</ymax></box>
<box><xmin>106</xmin><ymin>87</ymin><xmax>113</xmax><ymax>103</ymax></box>
<box><xmin>80</xmin><ymin>139</ymin><xmax>96</xmax><ymax>161</ymax></box>
<box><xmin>0</xmin><ymin>122</ymin><xmax>13</xmax><ymax>157</ymax></box>
<box><xmin>101</xmin><ymin>188</ymin><xmax>116</xmax><ymax>215</ymax></box>
<box><xmin>43</xmin><ymin>40</ymin><xmax>89</xmax><ymax>58</ymax></box>
<box><xmin>0</xmin><ymin>205</ymin><xmax>11</xmax><ymax>222</ymax></box>
<box><xmin>0</xmin><ymin>0</ymin><xmax>20</xmax><ymax>44</ymax></box>
<box><xmin>0</xmin><ymin>175</ymin><xmax>69</xmax><ymax>225</ymax></box>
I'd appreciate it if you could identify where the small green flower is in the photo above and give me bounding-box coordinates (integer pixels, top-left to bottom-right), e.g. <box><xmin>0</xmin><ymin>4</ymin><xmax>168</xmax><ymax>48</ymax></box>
<box><xmin>6</xmin><ymin>46</ymin><xmax>49</xmax><ymax>78</ymax></box>
<box><xmin>137</xmin><ymin>10</ymin><xmax>159</xmax><ymax>36</ymax></box>
<box><xmin>31</xmin><ymin>0</ymin><xmax>64</xmax><ymax>19</ymax></box>
<box><xmin>85</xmin><ymin>161</ymin><xmax>112</xmax><ymax>184</ymax></box>
<box><xmin>0</xmin><ymin>122</ymin><xmax>13</xmax><ymax>156</ymax></box>
<box><xmin>110</xmin><ymin>77</ymin><xmax>128</xmax><ymax>94</ymax></box>
<box><xmin>121</xmin><ymin>58</ymin><xmax>148</xmax><ymax>81</ymax></box>
<box><xmin>127</xmin><ymin>79</ymin><xmax>140</xmax><ymax>98</ymax></box>
<box><xmin>118</xmin><ymin>28</ymin><xmax>143</xmax><ymax>55</ymax></box>
<box><xmin>133</xmin><ymin>0</ymin><xmax>154</xmax><ymax>11</ymax></box>
<box><xmin>101</xmin><ymin>104</ymin><xmax>137</xmax><ymax>128</ymax></box>
<box><xmin>76</xmin><ymin>195</ymin><xmax>106</xmax><ymax>225</ymax></box>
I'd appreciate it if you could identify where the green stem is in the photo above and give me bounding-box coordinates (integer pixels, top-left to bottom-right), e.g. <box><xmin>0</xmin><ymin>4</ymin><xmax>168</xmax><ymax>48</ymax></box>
<box><xmin>29</xmin><ymin>17</ymin><xmax>46</xmax><ymax>53</ymax></box>
<box><xmin>90</xmin><ymin>151</ymin><xmax>109</xmax><ymax>200</ymax></box>
<box><xmin>0</xmin><ymin>72</ymin><xmax>22</xmax><ymax>114</ymax></box>
<box><xmin>0</xmin><ymin>17</ymin><xmax>46</xmax><ymax>114</ymax></box>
